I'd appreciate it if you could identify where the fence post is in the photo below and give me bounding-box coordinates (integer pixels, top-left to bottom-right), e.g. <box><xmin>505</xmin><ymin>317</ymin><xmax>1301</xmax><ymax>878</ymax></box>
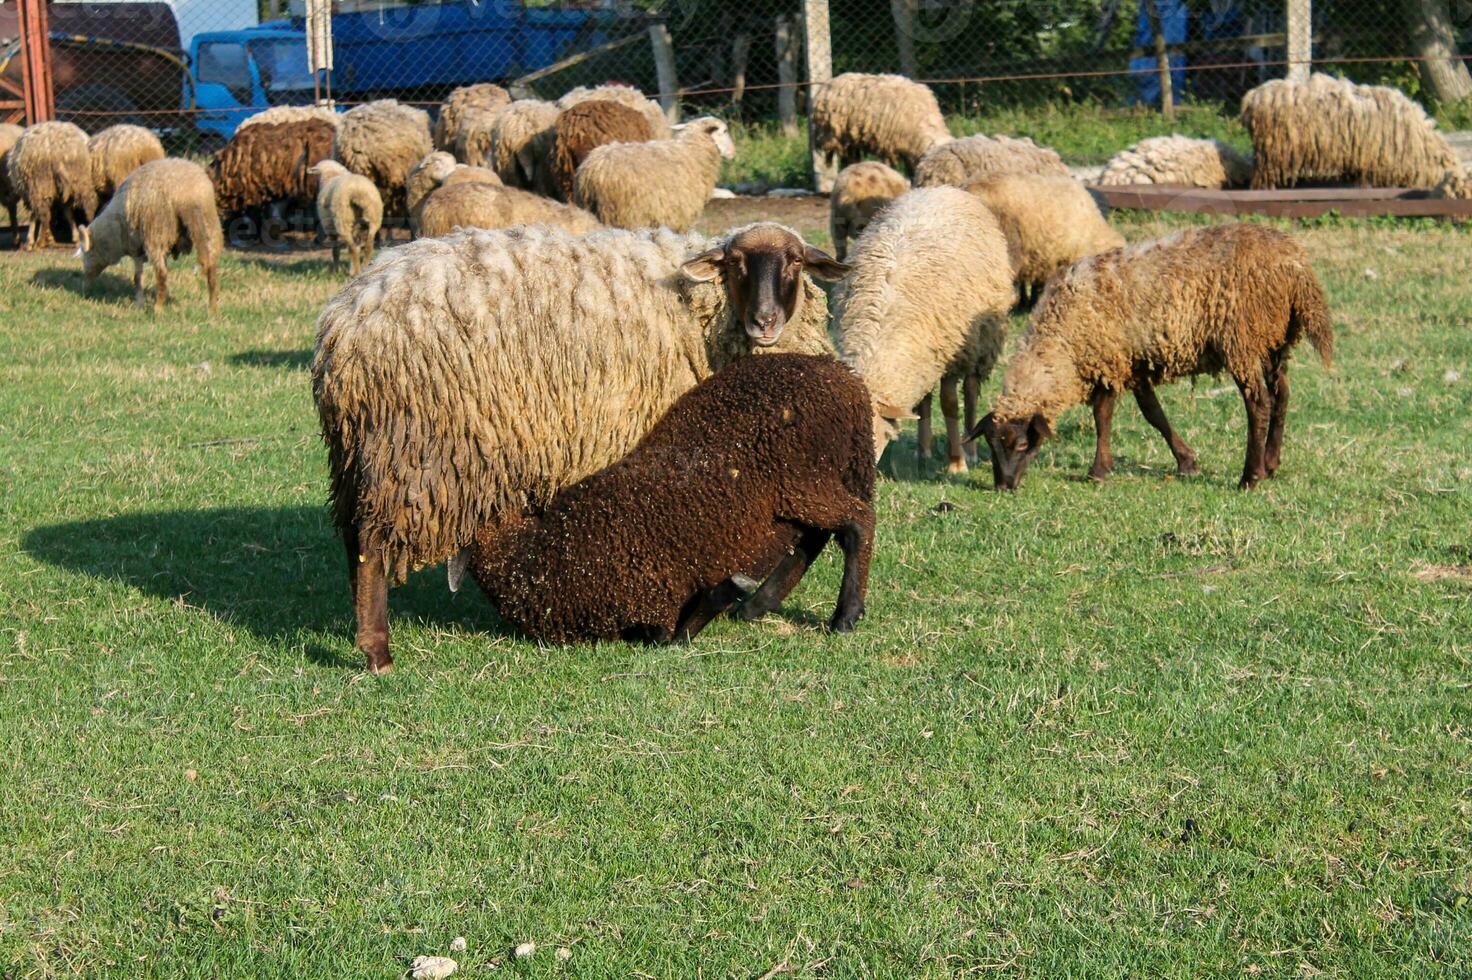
<box><xmin>17</xmin><ymin>0</ymin><xmax>55</xmax><ymax>124</ymax></box>
<box><xmin>648</xmin><ymin>24</ymin><xmax>681</xmax><ymax>125</ymax></box>
<box><xmin>775</xmin><ymin>17</ymin><xmax>799</xmax><ymax>137</ymax></box>
<box><xmin>1286</xmin><ymin>0</ymin><xmax>1311</xmax><ymax>82</ymax></box>
<box><xmin>1144</xmin><ymin>0</ymin><xmax>1175</xmax><ymax>121</ymax></box>
<box><xmin>892</xmin><ymin>0</ymin><xmax>918</xmax><ymax>77</ymax></box>
<box><xmin>730</xmin><ymin>33</ymin><xmax>751</xmax><ymax>106</ymax></box>
<box><xmin>802</xmin><ymin>0</ymin><xmax>837</xmax><ymax>193</ymax></box>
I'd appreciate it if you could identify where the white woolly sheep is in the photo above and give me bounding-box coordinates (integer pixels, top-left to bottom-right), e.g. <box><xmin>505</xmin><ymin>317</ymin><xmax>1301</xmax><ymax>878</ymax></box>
<box><xmin>974</xmin><ymin>223</ymin><xmax>1333</xmax><ymax>492</ymax></box>
<box><xmin>557</xmin><ymin>84</ymin><xmax>672</xmax><ymax>139</ymax></box>
<box><xmin>335</xmin><ymin>99</ymin><xmax>433</xmax><ymax>218</ymax></box>
<box><xmin>475</xmin><ymin>99</ymin><xmax>559</xmax><ymax>194</ymax></box>
<box><xmin>573</xmin><ymin>116</ymin><xmax>735</xmax><ymax>232</ymax></box>
<box><xmin>0</xmin><ymin>123</ymin><xmax>23</xmax><ymax>244</ymax></box>
<box><xmin>966</xmin><ymin>174</ymin><xmax>1123</xmax><ymax>306</ymax></box>
<box><xmin>87</xmin><ymin>125</ymin><xmax>165</xmax><ymax>208</ymax></box>
<box><xmin>914</xmin><ymin>133</ymin><xmax>1069</xmax><ymax>188</ymax></box>
<box><xmin>405</xmin><ymin>151</ymin><xmax>457</xmax><ymax>227</ymax></box>
<box><xmin>834</xmin><ymin>186</ymin><xmax>1015</xmax><ymax>473</ymax></box>
<box><xmin>829</xmin><ymin>161</ymin><xmax>909</xmax><ymax>261</ymax></box>
<box><xmin>551</xmin><ymin>99</ymin><xmax>655</xmax><ymax>202</ymax></box>
<box><xmin>312</xmin><ymin>221</ymin><xmax>848</xmax><ymax>670</ymax></box>
<box><xmin>1240</xmin><ymin>73</ymin><xmax>1467</xmax><ymax>189</ymax></box>
<box><xmin>416</xmin><ymin>181</ymin><xmax>600</xmax><ymax>238</ymax></box>
<box><xmin>811</xmin><ymin>73</ymin><xmax>952</xmax><ymax>174</ymax></box>
<box><xmin>434</xmin><ymin>83</ymin><xmax>510</xmax><ymax>151</ymax></box>
<box><xmin>1099</xmin><ymin>134</ymin><xmax>1253</xmax><ymax>189</ymax></box>
<box><xmin>6</xmin><ymin>121</ymin><xmax>98</xmax><ymax>249</ymax></box>
<box><xmin>309</xmin><ymin>160</ymin><xmax>384</xmax><ymax>276</ymax></box>
<box><xmin>78</xmin><ymin>158</ymin><xmax>223</xmax><ymax>313</ymax></box>
<box><xmin>239</xmin><ymin>105</ymin><xmax>341</xmax><ymax>132</ymax></box>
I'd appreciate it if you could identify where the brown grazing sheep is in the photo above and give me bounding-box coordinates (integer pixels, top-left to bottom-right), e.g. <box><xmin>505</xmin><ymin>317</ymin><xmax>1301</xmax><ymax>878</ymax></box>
<box><xmin>550</xmin><ymin>99</ymin><xmax>654</xmax><ymax>202</ymax></box>
<box><xmin>829</xmin><ymin>161</ymin><xmax>909</xmax><ymax>261</ymax></box>
<box><xmin>434</xmin><ymin>83</ymin><xmax>510</xmax><ymax>152</ymax></box>
<box><xmin>914</xmin><ymin>133</ymin><xmax>1070</xmax><ymax>188</ymax></box>
<box><xmin>6</xmin><ymin>121</ymin><xmax>98</xmax><ymax>249</ymax></box>
<box><xmin>208</xmin><ymin>118</ymin><xmax>335</xmax><ymax>215</ymax></box>
<box><xmin>314</xmin><ymin>222</ymin><xmax>847</xmax><ymax>672</ymax></box>
<box><xmin>972</xmin><ymin>223</ymin><xmax>1333</xmax><ymax>492</ymax></box>
<box><xmin>87</xmin><ymin>124</ymin><xmax>165</xmax><ymax>208</ymax></box>
<box><xmin>335</xmin><ymin>99</ymin><xmax>434</xmax><ymax>219</ymax></box>
<box><xmin>810</xmin><ymin>73</ymin><xmax>952</xmax><ymax>174</ymax></box>
<box><xmin>78</xmin><ymin>158</ymin><xmax>223</xmax><ymax>314</ymax></box>
<box><xmin>416</xmin><ymin>181</ymin><xmax>600</xmax><ymax>237</ymax></box>
<box><xmin>0</xmin><ymin>123</ymin><xmax>23</xmax><ymax>244</ymax></box>
<box><xmin>470</xmin><ymin>354</ymin><xmax>876</xmax><ymax>644</ymax></box>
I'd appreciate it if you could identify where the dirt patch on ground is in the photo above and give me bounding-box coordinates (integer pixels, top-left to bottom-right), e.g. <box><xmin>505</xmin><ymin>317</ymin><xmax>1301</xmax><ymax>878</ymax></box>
<box><xmin>1412</xmin><ymin>562</ymin><xmax>1472</xmax><ymax>583</ymax></box>
<box><xmin>694</xmin><ymin>195</ymin><xmax>831</xmax><ymax>244</ymax></box>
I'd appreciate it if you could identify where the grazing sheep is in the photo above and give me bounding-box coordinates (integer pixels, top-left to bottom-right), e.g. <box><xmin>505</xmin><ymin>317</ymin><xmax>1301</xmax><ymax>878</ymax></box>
<box><xmin>1240</xmin><ymin>73</ymin><xmax>1466</xmax><ymax>190</ymax></box>
<box><xmin>309</xmin><ymin>160</ymin><xmax>384</xmax><ymax>276</ymax></box>
<box><xmin>87</xmin><ymin>125</ymin><xmax>165</xmax><ymax>208</ymax></box>
<box><xmin>475</xmin><ymin>99</ymin><xmax>559</xmax><ymax>194</ymax></box>
<box><xmin>453</xmin><ymin>106</ymin><xmax>506</xmax><ymax>166</ymax></box>
<box><xmin>557</xmin><ymin>84</ymin><xmax>672</xmax><ymax>139</ymax></box>
<box><xmin>207</xmin><ymin>118</ymin><xmax>335</xmax><ymax>217</ymax></box>
<box><xmin>238</xmin><ymin>105</ymin><xmax>340</xmax><ymax>132</ymax></box>
<box><xmin>972</xmin><ymin>223</ymin><xmax>1333</xmax><ymax>492</ymax></box>
<box><xmin>966</xmin><ymin>175</ymin><xmax>1123</xmax><ymax>306</ymax></box>
<box><xmin>810</xmin><ymin>73</ymin><xmax>952</xmax><ymax>174</ymax></box>
<box><xmin>1099</xmin><ymin>134</ymin><xmax>1253</xmax><ymax>189</ymax></box>
<box><xmin>914</xmin><ymin>133</ymin><xmax>1069</xmax><ymax>188</ymax></box>
<box><xmin>829</xmin><ymin>161</ymin><xmax>909</xmax><ymax>261</ymax></box>
<box><xmin>335</xmin><ymin>99</ymin><xmax>433</xmax><ymax>217</ymax></box>
<box><xmin>470</xmin><ymin>354</ymin><xmax>876</xmax><ymax>644</ymax></box>
<box><xmin>834</xmin><ymin>186</ymin><xmax>1014</xmax><ymax>473</ymax></box>
<box><xmin>312</xmin><ymin>221</ymin><xmax>848</xmax><ymax>671</ymax></box>
<box><xmin>6</xmin><ymin>121</ymin><xmax>98</xmax><ymax>249</ymax></box>
<box><xmin>0</xmin><ymin>123</ymin><xmax>23</xmax><ymax>244</ymax></box>
<box><xmin>1434</xmin><ymin>169</ymin><xmax>1472</xmax><ymax>200</ymax></box>
<box><xmin>406</xmin><ymin>152</ymin><xmax>502</xmax><ymax>235</ymax></box>
<box><xmin>574</xmin><ymin>116</ymin><xmax>735</xmax><ymax>231</ymax></box>
<box><xmin>434</xmin><ymin>82</ymin><xmax>510</xmax><ymax>151</ymax></box>
<box><xmin>551</xmin><ymin>99</ymin><xmax>655</xmax><ymax>201</ymax></box>
<box><xmin>77</xmin><ymin>158</ymin><xmax>223</xmax><ymax>313</ymax></box>
<box><xmin>416</xmin><ymin>181</ymin><xmax>600</xmax><ymax>238</ymax></box>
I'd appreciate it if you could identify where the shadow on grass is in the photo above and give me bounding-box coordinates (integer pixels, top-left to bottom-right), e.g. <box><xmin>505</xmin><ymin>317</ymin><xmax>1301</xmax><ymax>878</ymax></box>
<box><xmin>30</xmin><ymin>266</ymin><xmax>136</xmax><ymax>304</ymax></box>
<box><xmin>232</xmin><ymin>349</ymin><xmax>312</xmax><ymax>371</ymax></box>
<box><xmin>21</xmin><ymin>506</ymin><xmax>504</xmax><ymax>668</ymax></box>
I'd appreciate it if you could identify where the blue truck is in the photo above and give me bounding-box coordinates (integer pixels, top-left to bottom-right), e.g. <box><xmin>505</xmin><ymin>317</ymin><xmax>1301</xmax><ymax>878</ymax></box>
<box><xmin>188</xmin><ymin>2</ymin><xmax>611</xmax><ymax>142</ymax></box>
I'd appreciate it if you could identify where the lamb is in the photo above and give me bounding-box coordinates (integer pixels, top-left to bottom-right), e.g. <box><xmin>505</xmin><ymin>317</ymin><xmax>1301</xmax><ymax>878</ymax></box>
<box><xmin>573</xmin><ymin>116</ymin><xmax>735</xmax><ymax>232</ymax></box>
<box><xmin>309</xmin><ymin>160</ymin><xmax>384</xmax><ymax>275</ymax></box>
<box><xmin>833</xmin><ymin>186</ymin><xmax>1014</xmax><ymax>474</ymax></box>
<box><xmin>312</xmin><ymin>221</ymin><xmax>848</xmax><ymax>671</ymax></box>
<box><xmin>1099</xmin><ymin>134</ymin><xmax>1253</xmax><ymax>189</ymax></box>
<box><xmin>551</xmin><ymin>99</ymin><xmax>655</xmax><ymax>202</ymax></box>
<box><xmin>0</xmin><ymin>123</ymin><xmax>23</xmax><ymax>245</ymax></box>
<box><xmin>972</xmin><ymin>223</ymin><xmax>1333</xmax><ymax>492</ymax></box>
<box><xmin>914</xmin><ymin>133</ymin><xmax>1069</xmax><ymax>188</ymax></box>
<box><xmin>87</xmin><ymin>124</ymin><xmax>165</xmax><ymax>208</ymax></box>
<box><xmin>965</xmin><ymin>174</ymin><xmax>1123</xmax><ymax>305</ymax></box>
<box><xmin>334</xmin><ymin>99</ymin><xmax>433</xmax><ymax>217</ymax></box>
<box><xmin>238</xmin><ymin>105</ymin><xmax>340</xmax><ymax>132</ymax></box>
<box><xmin>810</xmin><ymin>72</ymin><xmax>952</xmax><ymax>174</ymax></box>
<box><xmin>1240</xmin><ymin>73</ymin><xmax>1467</xmax><ymax>190</ymax></box>
<box><xmin>207</xmin><ymin>118</ymin><xmax>335</xmax><ymax>216</ymax></box>
<box><xmin>473</xmin><ymin>99</ymin><xmax>559</xmax><ymax>194</ymax></box>
<box><xmin>556</xmin><ymin>84</ymin><xmax>672</xmax><ymax>139</ymax></box>
<box><xmin>77</xmin><ymin>158</ymin><xmax>223</xmax><ymax>314</ymax></box>
<box><xmin>416</xmin><ymin>181</ymin><xmax>600</xmax><ymax>238</ymax></box>
<box><xmin>6</xmin><ymin>121</ymin><xmax>98</xmax><ymax>249</ymax></box>
<box><xmin>434</xmin><ymin>82</ymin><xmax>510</xmax><ymax>151</ymax></box>
<box><xmin>469</xmin><ymin>354</ymin><xmax>876</xmax><ymax>644</ymax></box>
<box><xmin>829</xmin><ymin>161</ymin><xmax>909</xmax><ymax>261</ymax></box>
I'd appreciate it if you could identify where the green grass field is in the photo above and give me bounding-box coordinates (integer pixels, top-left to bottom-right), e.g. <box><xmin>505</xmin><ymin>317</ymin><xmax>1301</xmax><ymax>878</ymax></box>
<box><xmin>1</xmin><ymin>207</ymin><xmax>1470</xmax><ymax>977</ymax></box>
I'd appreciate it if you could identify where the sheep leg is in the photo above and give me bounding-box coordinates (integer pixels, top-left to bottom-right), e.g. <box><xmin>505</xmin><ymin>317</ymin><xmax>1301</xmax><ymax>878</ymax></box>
<box><xmin>915</xmin><ymin>391</ymin><xmax>934</xmax><ymax>461</ymax></box>
<box><xmin>1088</xmin><ymin>387</ymin><xmax>1116</xmax><ymax>481</ymax></box>
<box><xmin>1132</xmin><ymin>378</ymin><xmax>1198</xmax><ymax>476</ymax></box>
<box><xmin>1264</xmin><ymin>355</ymin><xmax>1289</xmax><ymax>477</ymax></box>
<box><xmin>733</xmin><ymin>526</ymin><xmax>832</xmax><ymax>622</ymax></box>
<box><xmin>942</xmin><ymin>379</ymin><xmax>966</xmax><ymax>474</ymax></box>
<box><xmin>132</xmin><ymin>258</ymin><xmax>146</xmax><ymax>307</ymax></box>
<box><xmin>331</xmin><ymin>242</ymin><xmax>341</xmax><ymax>274</ymax></box>
<box><xmin>30</xmin><ymin>197</ymin><xmax>50</xmax><ymax>249</ymax></box>
<box><xmin>204</xmin><ymin>258</ymin><xmax>219</xmax><ymax>315</ymax></box>
<box><xmin>342</xmin><ymin>524</ymin><xmax>361</xmax><ymax>603</ymax></box>
<box><xmin>673</xmin><ymin>579</ymin><xmax>748</xmax><ymax>643</ymax></box>
<box><xmin>152</xmin><ymin>256</ymin><xmax>168</xmax><ymax>314</ymax></box>
<box><xmin>830</xmin><ymin>503</ymin><xmax>876</xmax><ymax>633</ymax></box>
<box><xmin>3</xmin><ymin>203</ymin><xmax>15</xmax><ymax>247</ymax></box>
<box><xmin>1234</xmin><ymin>370</ymin><xmax>1272</xmax><ymax>490</ymax></box>
<box><xmin>962</xmin><ymin>374</ymin><xmax>980</xmax><ymax>465</ymax></box>
<box><xmin>353</xmin><ymin>536</ymin><xmax>393</xmax><ymax>673</ymax></box>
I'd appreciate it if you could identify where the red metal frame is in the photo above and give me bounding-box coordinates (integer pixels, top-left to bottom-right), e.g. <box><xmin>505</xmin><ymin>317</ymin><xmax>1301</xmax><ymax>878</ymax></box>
<box><xmin>16</xmin><ymin>0</ymin><xmax>56</xmax><ymax>124</ymax></box>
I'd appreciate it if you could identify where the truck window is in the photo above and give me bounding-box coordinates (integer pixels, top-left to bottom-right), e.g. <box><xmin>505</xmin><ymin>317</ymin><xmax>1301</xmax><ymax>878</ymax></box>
<box><xmin>249</xmin><ymin>39</ymin><xmax>315</xmax><ymax>96</ymax></box>
<box><xmin>196</xmin><ymin>42</ymin><xmax>252</xmax><ymax>104</ymax></box>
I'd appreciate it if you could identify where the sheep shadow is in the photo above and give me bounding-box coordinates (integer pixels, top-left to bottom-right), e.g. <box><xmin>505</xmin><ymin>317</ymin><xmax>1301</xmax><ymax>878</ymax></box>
<box><xmin>231</xmin><ymin>349</ymin><xmax>313</xmax><ymax>371</ymax></box>
<box><xmin>228</xmin><ymin>255</ymin><xmax>337</xmax><ymax>279</ymax></box>
<box><xmin>21</xmin><ymin>506</ymin><xmax>505</xmax><ymax>668</ymax></box>
<box><xmin>29</xmin><ymin>265</ymin><xmax>136</xmax><ymax>304</ymax></box>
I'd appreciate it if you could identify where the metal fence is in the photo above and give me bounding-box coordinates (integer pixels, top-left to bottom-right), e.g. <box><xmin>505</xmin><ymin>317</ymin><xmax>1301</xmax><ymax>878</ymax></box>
<box><xmin>2</xmin><ymin>0</ymin><xmax>1469</xmax><ymax>145</ymax></box>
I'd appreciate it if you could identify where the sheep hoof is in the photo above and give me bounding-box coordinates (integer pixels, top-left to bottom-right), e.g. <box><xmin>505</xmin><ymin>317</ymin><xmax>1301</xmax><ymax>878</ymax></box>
<box><xmin>1088</xmin><ymin>466</ymin><xmax>1112</xmax><ymax>482</ymax></box>
<box><xmin>1177</xmin><ymin>459</ymin><xmax>1201</xmax><ymax>477</ymax></box>
<box><xmin>367</xmin><ymin>661</ymin><xmax>394</xmax><ymax>675</ymax></box>
<box><xmin>946</xmin><ymin>459</ymin><xmax>968</xmax><ymax>475</ymax></box>
<box><xmin>829</xmin><ymin>607</ymin><xmax>864</xmax><ymax>633</ymax></box>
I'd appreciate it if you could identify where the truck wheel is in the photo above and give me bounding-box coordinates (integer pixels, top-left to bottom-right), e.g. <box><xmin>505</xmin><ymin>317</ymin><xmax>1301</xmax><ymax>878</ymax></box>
<box><xmin>57</xmin><ymin>85</ymin><xmax>143</xmax><ymax>129</ymax></box>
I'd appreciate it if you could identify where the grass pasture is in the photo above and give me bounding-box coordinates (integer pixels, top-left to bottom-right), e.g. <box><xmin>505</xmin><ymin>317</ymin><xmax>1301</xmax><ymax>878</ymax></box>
<box><xmin>1</xmin><ymin>207</ymin><xmax>1470</xmax><ymax>977</ymax></box>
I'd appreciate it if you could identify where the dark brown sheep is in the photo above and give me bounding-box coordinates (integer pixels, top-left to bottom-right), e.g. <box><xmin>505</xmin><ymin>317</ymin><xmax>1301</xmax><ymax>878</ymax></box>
<box><xmin>550</xmin><ymin>99</ymin><xmax>654</xmax><ymax>202</ymax></box>
<box><xmin>207</xmin><ymin>118</ymin><xmax>335</xmax><ymax>215</ymax></box>
<box><xmin>469</xmin><ymin>353</ymin><xmax>877</xmax><ymax>645</ymax></box>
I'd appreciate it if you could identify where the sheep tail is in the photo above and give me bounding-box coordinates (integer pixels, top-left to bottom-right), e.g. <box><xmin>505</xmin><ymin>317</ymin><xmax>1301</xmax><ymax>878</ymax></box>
<box><xmin>1291</xmin><ymin>269</ymin><xmax>1333</xmax><ymax>369</ymax></box>
<box><xmin>179</xmin><ymin>199</ymin><xmax>220</xmax><ymax>268</ymax></box>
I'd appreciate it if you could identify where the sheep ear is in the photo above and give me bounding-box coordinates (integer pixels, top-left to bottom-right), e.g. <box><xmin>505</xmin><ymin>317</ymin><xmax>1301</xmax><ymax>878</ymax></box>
<box><xmin>876</xmin><ymin>401</ymin><xmax>919</xmax><ymax>421</ymax></box>
<box><xmin>802</xmin><ymin>245</ymin><xmax>851</xmax><ymax>281</ymax></box>
<box><xmin>78</xmin><ymin>225</ymin><xmax>91</xmax><ymax>253</ymax></box>
<box><xmin>1028</xmin><ymin>413</ymin><xmax>1053</xmax><ymax>442</ymax></box>
<box><xmin>680</xmin><ymin>246</ymin><xmax>725</xmax><ymax>283</ymax></box>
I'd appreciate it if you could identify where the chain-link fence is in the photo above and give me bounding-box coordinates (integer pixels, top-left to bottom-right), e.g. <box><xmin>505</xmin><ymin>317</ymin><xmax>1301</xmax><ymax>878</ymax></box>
<box><xmin>3</xmin><ymin>0</ymin><xmax>1469</xmax><ymax>149</ymax></box>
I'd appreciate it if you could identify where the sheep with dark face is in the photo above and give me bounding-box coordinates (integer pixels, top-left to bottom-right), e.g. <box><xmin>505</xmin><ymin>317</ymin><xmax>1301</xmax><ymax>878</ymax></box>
<box><xmin>313</xmin><ymin>221</ymin><xmax>848</xmax><ymax>671</ymax></box>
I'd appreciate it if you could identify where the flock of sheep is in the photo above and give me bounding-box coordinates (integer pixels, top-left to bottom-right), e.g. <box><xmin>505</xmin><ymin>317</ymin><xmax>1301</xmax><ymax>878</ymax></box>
<box><xmin>7</xmin><ymin>67</ymin><xmax>1457</xmax><ymax>670</ymax></box>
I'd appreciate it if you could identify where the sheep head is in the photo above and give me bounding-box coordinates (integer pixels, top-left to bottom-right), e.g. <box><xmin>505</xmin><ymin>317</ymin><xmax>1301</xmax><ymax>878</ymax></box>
<box><xmin>680</xmin><ymin>224</ymin><xmax>849</xmax><ymax>347</ymax></box>
<box><xmin>676</xmin><ymin>116</ymin><xmax>737</xmax><ymax>161</ymax></box>
<box><xmin>970</xmin><ymin>412</ymin><xmax>1052</xmax><ymax>491</ymax></box>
